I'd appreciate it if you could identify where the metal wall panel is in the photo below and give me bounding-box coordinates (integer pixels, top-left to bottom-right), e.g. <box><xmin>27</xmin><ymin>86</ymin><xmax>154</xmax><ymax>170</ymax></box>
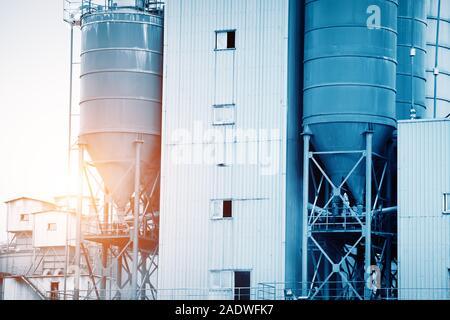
<box><xmin>32</xmin><ymin>212</ymin><xmax>76</xmax><ymax>248</ymax></box>
<box><xmin>398</xmin><ymin>119</ymin><xmax>450</xmax><ymax>300</ymax></box>
<box><xmin>159</xmin><ymin>0</ymin><xmax>302</xmax><ymax>298</ymax></box>
<box><xmin>2</xmin><ymin>278</ymin><xmax>39</xmax><ymax>300</ymax></box>
<box><xmin>0</xmin><ymin>252</ymin><xmax>33</xmax><ymax>276</ymax></box>
<box><xmin>6</xmin><ymin>199</ymin><xmax>55</xmax><ymax>233</ymax></box>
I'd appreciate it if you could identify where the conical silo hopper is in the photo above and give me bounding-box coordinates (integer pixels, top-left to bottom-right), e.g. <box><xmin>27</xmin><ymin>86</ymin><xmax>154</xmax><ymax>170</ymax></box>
<box><xmin>304</xmin><ymin>0</ymin><xmax>397</xmax><ymax>205</ymax></box>
<box><xmin>79</xmin><ymin>8</ymin><xmax>163</xmax><ymax>215</ymax></box>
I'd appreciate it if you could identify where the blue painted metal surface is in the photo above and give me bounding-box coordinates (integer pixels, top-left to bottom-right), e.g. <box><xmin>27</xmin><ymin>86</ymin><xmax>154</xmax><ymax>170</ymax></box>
<box><xmin>80</xmin><ymin>10</ymin><xmax>163</xmax><ymax>210</ymax></box>
<box><xmin>304</xmin><ymin>0</ymin><xmax>397</xmax><ymax>204</ymax></box>
<box><xmin>427</xmin><ymin>0</ymin><xmax>450</xmax><ymax>118</ymax></box>
<box><xmin>396</xmin><ymin>0</ymin><xmax>427</xmax><ymax>120</ymax></box>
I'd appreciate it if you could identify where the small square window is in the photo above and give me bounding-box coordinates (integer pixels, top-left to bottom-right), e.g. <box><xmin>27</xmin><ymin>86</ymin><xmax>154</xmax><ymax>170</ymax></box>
<box><xmin>211</xmin><ymin>200</ymin><xmax>234</xmax><ymax>219</ymax></box>
<box><xmin>47</xmin><ymin>223</ymin><xmax>57</xmax><ymax>231</ymax></box>
<box><xmin>443</xmin><ymin>194</ymin><xmax>450</xmax><ymax>214</ymax></box>
<box><xmin>20</xmin><ymin>214</ymin><xmax>29</xmax><ymax>222</ymax></box>
<box><xmin>216</xmin><ymin>30</ymin><xmax>236</xmax><ymax>50</ymax></box>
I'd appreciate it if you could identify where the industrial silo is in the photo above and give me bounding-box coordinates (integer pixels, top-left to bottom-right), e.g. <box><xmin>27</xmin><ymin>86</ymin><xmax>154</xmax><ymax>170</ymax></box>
<box><xmin>427</xmin><ymin>0</ymin><xmax>450</xmax><ymax>118</ymax></box>
<box><xmin>396</xmin><ymin>0</ymin><xmax>427</xmax><ymax>120</ymax></box>
<box><xmin>303</xmin><ymin>0</ymin><xmax>398</xmax><ymax>300</ymax></box>
<box><xmin>78</xmin><ymin>0</ymin><xmax>163</xmax><ymax>300</ymax></box>
<box><xmin>80</xmin><ymin>4</ymin><xmax>163</xmax><ymax>216</ymax></box>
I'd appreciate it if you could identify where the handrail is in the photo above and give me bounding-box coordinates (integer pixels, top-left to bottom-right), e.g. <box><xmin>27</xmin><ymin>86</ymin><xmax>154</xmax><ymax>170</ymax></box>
<box><xmin>41</xmin><ymin>284</ymin><xmax>450</xmax><ymax>300</ymax></box>
<box><xmin>64</xmin><ymin>0</ymin><xmax>164</xmax><ymax>25</ymax></box>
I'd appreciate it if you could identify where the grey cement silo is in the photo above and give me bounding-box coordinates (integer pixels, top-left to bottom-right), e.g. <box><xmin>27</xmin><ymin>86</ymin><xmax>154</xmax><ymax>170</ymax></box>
<box><xmin>79</xmin><ymin>7</ymin><xmax>163</xmax><ymax>215</ymax></box>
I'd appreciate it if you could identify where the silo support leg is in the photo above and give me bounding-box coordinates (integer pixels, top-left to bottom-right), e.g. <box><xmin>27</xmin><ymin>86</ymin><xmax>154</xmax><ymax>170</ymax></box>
<box><xmin>302</xmin><ymin>132</ymin><xmax>311</xmax><ymax>297</ymax></box>
<box><xmin>131</xmin><ymin>137</ymin><xmax>144</xmax><ymax>300</ymax></box>
<box><xmin>117</xmin><ymin>250</ymin><xmax>123</xmax><ymax>297</ymax></box>
<box><xmin>364</xmin><ymin>131</ymin><xmax>373</xmax><ymax>300</ymax></box>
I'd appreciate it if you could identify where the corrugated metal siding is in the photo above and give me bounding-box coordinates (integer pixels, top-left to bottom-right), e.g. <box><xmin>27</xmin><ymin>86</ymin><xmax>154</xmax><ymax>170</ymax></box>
<box><xmin>3</xmin><ymin>278</ymin><xmax>39</xmax><ymax>300</ymax></box>
<box><xmin>162</xmin><ymin>0</ymin><xmax>289</xmax><ymax>144</ymax></box>
<box><xmin>159</xmin><ymin>0</ymin><xmax>297</xmax><ymax>296</ymax></box>
<box><xmin>6</xmin><ymin>199</ymin><xmax>54</xmax><ymax>233</ymax></box>
<box><xmin>33</xmin><ymin>212</ymin><xmax>76</xmax><ymax>248</ymax></box>
<box><xmin>398</xmin><ymin>119</ymin><xmax>450</xmax><ymax>299</ymax></box>
<box><xmin>0</xmin><ymin>253</ymin><xmax>33</xmax><ymax>276</ymax></box>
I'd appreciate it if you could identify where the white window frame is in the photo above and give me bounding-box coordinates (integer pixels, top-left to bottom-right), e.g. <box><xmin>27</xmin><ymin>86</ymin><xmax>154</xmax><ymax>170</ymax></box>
<box><xmin>209</xmin><ymin>270</ymin><xmax>233</xmax><ymax>289</ymax></box>
<box><xmin>215</xmin><ymin>30</ymin><xmax>237</xmax><ymax>51</ymax></box>
<box><xmin>213</xmin><ymin>104</ymin><xmax>236</xmax><ymax>126</ymax></box>
<box><xmin>20</xmin><ymin>214</ymin><xmax>29</xmax><ymax>222</ymax></box>
<box><xmin>210</xmin><ymin>200</ymin><xmax>223</xmax><ymax>220</ymax></box>
<box><xmin>443</xmin><ymin>193</ymin><xmax>450</xmax><ymax>215</ymax></box>
<box><xmin>210</xmin><ymin>199</ymin><xmax>234</xmax><ymax>220</ymax></box>
<box><xmin>47</xmin><ymin>223</ymin><xmax>57</xmax><ymax>231</ymax></box>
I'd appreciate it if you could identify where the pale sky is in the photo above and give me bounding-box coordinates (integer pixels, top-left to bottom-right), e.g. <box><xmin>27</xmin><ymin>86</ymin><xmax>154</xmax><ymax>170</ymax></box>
<box><xmin>0</xmin><ymin>0</ymin><xmax>77</xmax><ymax>242</ymax></box>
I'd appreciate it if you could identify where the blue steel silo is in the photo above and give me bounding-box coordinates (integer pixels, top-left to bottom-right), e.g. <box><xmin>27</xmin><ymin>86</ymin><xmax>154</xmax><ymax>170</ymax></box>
<box><xmin>427</xmin><ymin>0</ymin><xmax>450</xmax><ymax>118</ymax></box>
<box><xmin>302</xmin><ymin>0</ymin><xmax>398</xmax><ymax>300</ymax></box>
<box><xmin>396</xmin><ymin>0</ymin><xmax>427</xmax><ymax>120</ymax></box>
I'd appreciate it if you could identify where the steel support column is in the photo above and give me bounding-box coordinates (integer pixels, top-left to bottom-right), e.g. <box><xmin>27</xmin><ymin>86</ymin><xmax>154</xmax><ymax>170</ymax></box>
<box><xmin>131</xmin><ymin>137</ymin><xmax>144</xmax><ymax>300</ymax></box>
<box><xmin>74</xmin><ymin>143</ymin><xmax>85</xmax><ymax>300</ymax></box>
<box><xmin>63</xmin><ymin>23</ymin><xmax>74</xmax><ymax>300</ymax></box>
<box><xmin>364</xmin><ymin>131</ymin><xmax>373</xmax><ymax>300</ymax></box>
<box><xmin>101</xmin><ymin>193</ymin><xmax>110</xmax><ymax>300</ymax></box>
<box><xmin>302</xmin><ymin>129</ymin><xmax>311</xmax><ymax>297</ymax></box>
<box><xmin>117</xmin><ymin>248</ymin><xmax>123</xmax><ymax>292</ymax></box>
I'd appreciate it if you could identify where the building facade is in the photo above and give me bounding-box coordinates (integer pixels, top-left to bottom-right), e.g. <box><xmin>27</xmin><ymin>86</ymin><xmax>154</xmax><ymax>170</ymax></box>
<box><xmin>398</xmin><ymin>119</ymin><xmax>450</xmax><ymax>300</ymax></box>
<box><xmin>158</xmin><ymin>0</ymin><xmax>304</xmax><ymax>299</ymax></box>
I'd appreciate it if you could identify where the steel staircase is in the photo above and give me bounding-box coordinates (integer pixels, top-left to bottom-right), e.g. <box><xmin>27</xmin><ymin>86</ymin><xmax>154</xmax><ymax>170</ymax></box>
<box><xmin>19</xmin><ymin>276</ymin><xmax>47</xmax><ymax>300</ymax></box>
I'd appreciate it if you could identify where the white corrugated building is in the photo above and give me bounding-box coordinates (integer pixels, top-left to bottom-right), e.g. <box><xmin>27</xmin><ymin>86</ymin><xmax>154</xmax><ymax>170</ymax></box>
<box><xmin>398</xmin><ymin>119</ymin><xmax>450</xmax><ymax>300</ymax></box>
<box><xmin>0</xmin><ymin>198</ymin><xmax>56</xmax><ymax>276</ymax></box>
<box><xmin>32</xmin><ymin>210</ymin><xmax>76</xmax><ymax>249</ymax></box>
<box><xmin>158</xmin><ymin>0</ymin><xmax>304</xmax><ymax>299</ymax></box>
<box><xmin>5</xmin><ymin>198</ymin><xmax>55</xmax><ymax>234</ymax></box>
